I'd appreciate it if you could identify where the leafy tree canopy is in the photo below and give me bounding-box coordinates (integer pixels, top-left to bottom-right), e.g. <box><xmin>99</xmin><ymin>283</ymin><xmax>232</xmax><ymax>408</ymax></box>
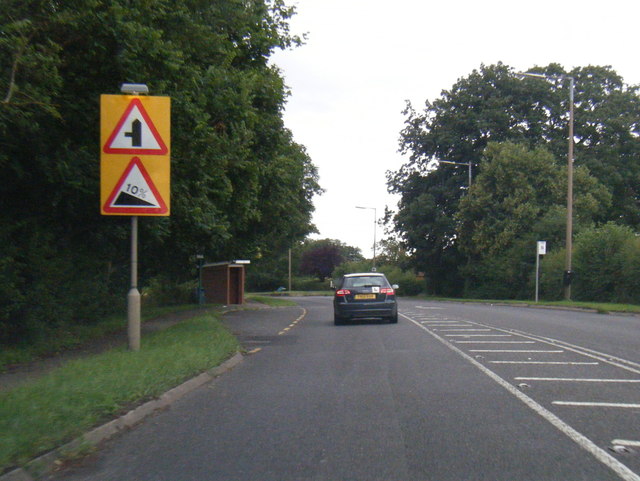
<box><xmin>0</xmin><ymin>0</ymin><xmax>321</xmax><ymax>342</ymax></box>
<box><xmin>388</xmin><ymin>62</ymin><xmax>640</xmax><ymax>296</ymax></box>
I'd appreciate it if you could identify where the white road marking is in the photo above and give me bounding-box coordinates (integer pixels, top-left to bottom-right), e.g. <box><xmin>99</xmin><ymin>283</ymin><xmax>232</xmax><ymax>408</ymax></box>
<box><xmin>553</xmin><ymin>401</ymin><xmax>640</xmax><ymax>409</ymax></box>
<box><xmin>613</xmin><ymin>440</ymin><xmax>640</xmax><ymax>447</ymax></box>
<box><xmin>454</xmin><ymin>340</ymin><xmax>536</xmax><ymax>344</ymax></box>
<box><xmin>415</xmin><ymin>306</ymin><xmax>445</xmax><ymax>310</ymax></box>
<box><xmin>423</xmin><ymin>324</ymin><xmax>470</xmax><ymax>327</ymax></box>
<box><xmin>469</xmin><ymin>322</ymin><xmax>640</xmax><ymax>375</ymax></box>
<box><xmin>403</xmin><ymin>313</ymin><xmax>640</xmax><ymax>481</ymax></box>
<box><xmin>516</xmin><ymin>377</ymin><xmax>640</xmax><ymax>383</ymax></box>
<box><xmin>490</xmin><ymin>361</ymin><xmax>599</xmax><ymax>365</ymax></box>
<box><xmin>439</xmin><ymin>329</ymin><xmax>492</xmax><ymax>332</ymax></box>
<box><xmin>446</xmin><ymin>334</ymin><xmax>512</xmax><ymax>337</ymax></box>
<box><xmin>472</xmin><ymin>350</ymin><xmax>564</xmax><ymax>353</ymax></box>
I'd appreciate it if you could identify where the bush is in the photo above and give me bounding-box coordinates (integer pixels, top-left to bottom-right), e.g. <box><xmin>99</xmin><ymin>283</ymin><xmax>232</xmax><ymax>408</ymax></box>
<box><xmin>539</xmin><ymin>249</ymin><xmax>566</xmax><ymax>301</ymax></box>
<box><xmin>292</xmin><ymin>277</ymin><xmax>331</xmax><ymax>291</ymax></box>
<box><xmin>142</xmin><ymin>276</ymin><xmax>197</xmax><ymax>307</ymax></box>
<box><xmin>246</xmin><ymin>270</ymin><xmax>287</xmax><ymax>292</ymax></box>
<box><xmin>572</xmin><ymin>223</ymin><xmax>639</xmax><ymax>303</ymax></box>
<box><xmin>331</xmin><ymin>262</ymin><xmax>424</xmax><ymax>296</ymax></box>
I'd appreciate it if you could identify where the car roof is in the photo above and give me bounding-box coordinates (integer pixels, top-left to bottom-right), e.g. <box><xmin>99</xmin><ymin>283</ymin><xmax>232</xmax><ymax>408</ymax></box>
<box><xmin>343</xmin><ymin>272</ymin><xmax>385</xmax><ymax>277</ymax></box>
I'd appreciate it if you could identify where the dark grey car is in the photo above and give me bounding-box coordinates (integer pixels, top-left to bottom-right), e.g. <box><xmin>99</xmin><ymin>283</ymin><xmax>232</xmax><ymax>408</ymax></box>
<box><xmin>333</xmin><ymin>272</ymin><xmax>398</xmax><ymax>325</ymax></box>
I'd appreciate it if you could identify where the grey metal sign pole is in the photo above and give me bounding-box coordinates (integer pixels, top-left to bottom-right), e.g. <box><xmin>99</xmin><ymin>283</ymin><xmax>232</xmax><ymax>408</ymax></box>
<box><xmin>128</xmin><ymin>215</ymin><xmax>141</xmax><ymax>350</ymax></box>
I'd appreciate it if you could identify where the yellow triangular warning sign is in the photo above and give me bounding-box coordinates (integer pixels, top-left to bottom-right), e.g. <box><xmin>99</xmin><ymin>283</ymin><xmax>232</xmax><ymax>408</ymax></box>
<box><xmin>103</xmin><ymin>157</ymin><xmax>168</xmax><ymax>214</ymax></box>
<box><xmin>103</xmin><ymin>99</ymin><xmax>168</xmax><ymax>155</ymax></box>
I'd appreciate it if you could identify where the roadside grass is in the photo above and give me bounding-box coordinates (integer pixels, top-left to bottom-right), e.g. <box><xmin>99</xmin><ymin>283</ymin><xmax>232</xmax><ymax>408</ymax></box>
<box><xmin>0</xmin><ymin>304</ymin><xmax>203</xmax><ymax>369</ymax></box>
<box><xmin>412</xmin><ymin>296</ymin><xmax>640</xmax><ymax>314</ymax></box>
<box><xmin>0</xmin><ymin>313</ymin><xmax>238</xmax><ymax>474</ymax></box>
<box><xmin>246</xmin><ymin>295</ymin><xmax>298</xmax><ymax>307</ymax></box>
<box><xmin>253</xmin><ymin>291</ymin><xmax>333</xmax><ymax>297</ymax></box>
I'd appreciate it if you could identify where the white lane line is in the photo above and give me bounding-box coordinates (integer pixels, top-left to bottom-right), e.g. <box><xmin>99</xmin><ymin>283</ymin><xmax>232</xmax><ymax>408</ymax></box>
<box><xmin>403</xmin><ymin>313</ymin><xmax>640</xmax><ymax>481</ymax></box>
<box><xmin>415</xmin><ymin>306</ymin><xmax>445</xmax><ymax>310</ymax></box>
<box><xmin>439</xmin><ymin>329</ymin><xmax>492</xmax><ymax>332</ymax></box>
<box><xmin>419</xmin><ymin>320</ymin><xmax>462</xmax><ymax>323</ymax></box>
<box><xmin>472</xmin><ymin>350</ymin><xmax>564</xmax><ymax>353</ymax></box>
<box><xmin>454</xmin><ymin>341</ymin><xmax>536</xmax><ymax>344</ymax></box>
<box><xmin>446</xmin><ymin>334</ymin><xmax>512</xmax><ymax>337</ymax></box>
<box><xmin>490</xmin><ymin>361</ymin><xmax>599</xmax><ymax>365</ymax></box>
<box><xmin>516</xmin><ymin>377</ymin><xmax>640</xmax><ymax>383</ymax></box>
<box><xmin>553</xmin><ymin>401</ymin><xmax>640</xmax><ymax>409</ymax></box>
<box><xmin>424</xmin><ymin>324</ymin><xmax>470</xmax><ymax>327</ymax></box>
<box><xmin>421</xmin><ymin>323</ymin><xmax>468</xmax><ymax>326</ymax></box>
<box><xmin>613</xmin><ymin>440</ymin><xmax>640</xmax><ymax>447</ymax></box>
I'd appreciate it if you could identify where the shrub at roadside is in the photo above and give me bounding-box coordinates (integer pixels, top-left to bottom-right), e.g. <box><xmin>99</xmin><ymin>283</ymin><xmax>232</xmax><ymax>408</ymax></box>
<box><xmin>541</xmin><ymin>223</ymin><xmax>640</xmax><ymax>303</ymax></box>
<box><xmin>332</xmin><ymin>262</ymin><xmax>424</xmax><ymax>295</ymax></box>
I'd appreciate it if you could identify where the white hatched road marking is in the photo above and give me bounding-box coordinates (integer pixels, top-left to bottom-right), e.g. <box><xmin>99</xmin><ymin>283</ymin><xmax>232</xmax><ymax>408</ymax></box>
<box><xmin>454</xmin><ymin>340</ymin><xmax>536</xmax><ymax>344</ymax></box>
<box><xmin>490</xmin><ymin>361</ymin><xmax>599</xmax><ymax>365</ymax></box>
<box><xmin>467</xmin><ymin>322</ymin><xmax>640</xmax><ymax>375</ymax></box>
<box><xmin>472</xmin><ymin>350</ymin><xmax>564</xmax><ymax>353</ymax></box>
<box><xmin>402</xmin><ymin>312</ymin><xmax>640</xmax><ymax>481</ymax></box>
<box><xmin>446</xmin><ymin>334</ymin><xmax>512</xmax><ymax>337</ymax></box>
<box><xmin>614</xmin><ymin>440</ymin><xmax>640</xmax><ymax>447</ymax></box>
<box><xmin>553</xmin><ymin>401</ymin><xmax>640</xmax><ymax>409</ymax></box>
<box><xmin>439</xmin><ymin>329</ymin><xmax>492</xmax><ymax>332</ymax></box>
<box><xmin>516</xmin><ymin>377</ymin><xmax>640</xmax><ymax>383</ymax></box>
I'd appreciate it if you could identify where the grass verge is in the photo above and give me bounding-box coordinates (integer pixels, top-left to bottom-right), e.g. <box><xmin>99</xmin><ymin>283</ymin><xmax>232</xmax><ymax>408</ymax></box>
<box><xmin>252</xmin><ymin>291</ymin><xmax>333</xmax><ymax>297</ymax></box>
<box><xmin>0</xmin><ymin>313</ymin><xmax>238</xmax><ymax>474</ymax></box>
<box><xmin>0</xmin><ymin>305</ymin><xmax>204</xmax><ymax>369</ymax></box>
<box><xmin>246</xmin><ymin>295</ymin><xmax>298</xmax><ymax>307</ymax></box>
<box><xmin>412</xmin><ymin>296</ymin><xmax>640</xmax><ymax>314</ymax></box>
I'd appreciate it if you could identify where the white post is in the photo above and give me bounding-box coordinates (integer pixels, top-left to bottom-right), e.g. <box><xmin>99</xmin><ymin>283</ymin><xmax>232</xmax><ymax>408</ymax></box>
<box><xmin>535</xmin><ymin>241</ymin><xmax>546</xmax><ymax>303</ymax></box>
<box><xmin>535</xmin><ymin>247</ymin><xmax>540</xmax><ymax>303</ymax></box>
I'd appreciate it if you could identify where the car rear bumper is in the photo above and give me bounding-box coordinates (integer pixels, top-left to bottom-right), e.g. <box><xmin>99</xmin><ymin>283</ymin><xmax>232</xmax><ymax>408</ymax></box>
<box><xmin>334</xmin><ymin>301</ymin><xmax>397</xmax><ymax>319</ymax></box>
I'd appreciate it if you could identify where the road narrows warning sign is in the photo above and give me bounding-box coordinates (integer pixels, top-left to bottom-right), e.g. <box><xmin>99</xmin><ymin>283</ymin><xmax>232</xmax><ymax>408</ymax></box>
<box><xmin>103</xmin><ymin>157</ymin><xmax>168</xmax><ymax>214</ymax></box>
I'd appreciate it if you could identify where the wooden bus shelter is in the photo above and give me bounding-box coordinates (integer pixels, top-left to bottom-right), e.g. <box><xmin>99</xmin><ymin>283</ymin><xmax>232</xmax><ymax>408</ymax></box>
<box><xmin>201</xmin><ymin>261</ymin><xmax>249</xmax><ymax>305</ymax></box>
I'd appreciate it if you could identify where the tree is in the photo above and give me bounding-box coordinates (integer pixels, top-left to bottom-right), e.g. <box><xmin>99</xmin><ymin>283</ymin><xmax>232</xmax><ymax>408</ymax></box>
<box><xmin>388</xmin><ymin>62</ymin><xmax>640</xmax><ymax>297</ymax></box>
<box><xmin>0</xmin><ymin>0</ymin><xmax>320</xmax><ymax>343</ymax></box>
<box><xmin>298</xmin><ymin>239</ymin><xmax>362</xmax><ymax>281</ymax></box>
<box><xmin>456</xmin><ymin>142</ymin><xmax>610</xmax><ymax>298</ymax></box>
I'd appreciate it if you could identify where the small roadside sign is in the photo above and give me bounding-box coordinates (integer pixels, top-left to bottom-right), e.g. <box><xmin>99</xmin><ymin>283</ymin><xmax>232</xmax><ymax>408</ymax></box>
<box><xmin>100</xmin><ymin>94</ymin><xmax>170</xmax><ymax>216</ymax></box>
<box><xmin>537</xmin><ymin>241</ymin><xmax>547</xmax><ymax>255</ymax></box>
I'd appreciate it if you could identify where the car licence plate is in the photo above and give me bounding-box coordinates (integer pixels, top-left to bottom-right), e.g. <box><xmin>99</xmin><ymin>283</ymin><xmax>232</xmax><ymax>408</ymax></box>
<box><xmin>354</xmin><ymin>294</ymin><xmax>376</xmax><ymax>300</ymax></box>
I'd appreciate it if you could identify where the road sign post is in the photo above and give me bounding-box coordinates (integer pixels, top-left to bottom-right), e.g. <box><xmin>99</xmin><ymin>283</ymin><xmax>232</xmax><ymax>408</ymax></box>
<box><xmin>535</xmin><ymin>241</ymin><xmax>547</xmax><ymax>302</ymax></box>
<box><xmin>101</xmin><ymin>87</ymin><xmax>170</xmax><ymax>351</ymax></box>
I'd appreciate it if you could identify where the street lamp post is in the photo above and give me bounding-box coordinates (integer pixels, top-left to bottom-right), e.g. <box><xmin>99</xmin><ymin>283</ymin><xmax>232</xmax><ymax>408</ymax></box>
<box><xmin>438</xmin><ymin>160</ymin><xmax>472</xmax><ymax>187</ymax></box>
<box><xmin>517</xmin><ymin>71</ymin><xmax>575</xmax><ymax>300</ymax></box>
<box><xmin>356</xmin><ymin>206</ymin><xmax>377</xmax><ymax>270</ymax></box>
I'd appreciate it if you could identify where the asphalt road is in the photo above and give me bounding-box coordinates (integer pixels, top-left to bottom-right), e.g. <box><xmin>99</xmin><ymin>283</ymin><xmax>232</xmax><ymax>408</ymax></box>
<box><xmin>48</xmin><ymin>297</ymin><xmax>640</xmax><ymax>481</ymax></box>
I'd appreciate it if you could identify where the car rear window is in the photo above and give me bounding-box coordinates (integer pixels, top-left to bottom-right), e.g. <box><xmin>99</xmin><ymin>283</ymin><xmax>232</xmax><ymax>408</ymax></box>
<box><xmin>342</xmin><ymin>276</ymin><xmax>389</xmax><ymax>288</ymax></box>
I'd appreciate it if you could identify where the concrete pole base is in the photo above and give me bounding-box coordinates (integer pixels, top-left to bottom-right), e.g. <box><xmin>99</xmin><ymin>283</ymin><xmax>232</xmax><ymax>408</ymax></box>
<box><xmin>128</xmin><ymin>288</ymin><xmax>141</xmax><ymax>351</ymax></box>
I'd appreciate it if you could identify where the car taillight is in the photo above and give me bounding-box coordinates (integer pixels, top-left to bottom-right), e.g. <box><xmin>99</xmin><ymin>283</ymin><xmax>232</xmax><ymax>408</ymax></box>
<box><xmin>381</xmin><ymin>288</ymin><xmax>395</xmax><ymax>295</ymax></box>
<box><xmin>335</xmin><ymin>289</ymin><xmax>351</xmax><ymax>296</ymax></box>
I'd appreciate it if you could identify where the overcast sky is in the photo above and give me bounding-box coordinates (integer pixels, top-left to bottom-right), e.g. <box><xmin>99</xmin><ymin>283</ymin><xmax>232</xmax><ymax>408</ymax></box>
<box><xmin>270</xmin><ymin>0</ymin><xmax>640</xmax><ymax>258</ymax></box>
